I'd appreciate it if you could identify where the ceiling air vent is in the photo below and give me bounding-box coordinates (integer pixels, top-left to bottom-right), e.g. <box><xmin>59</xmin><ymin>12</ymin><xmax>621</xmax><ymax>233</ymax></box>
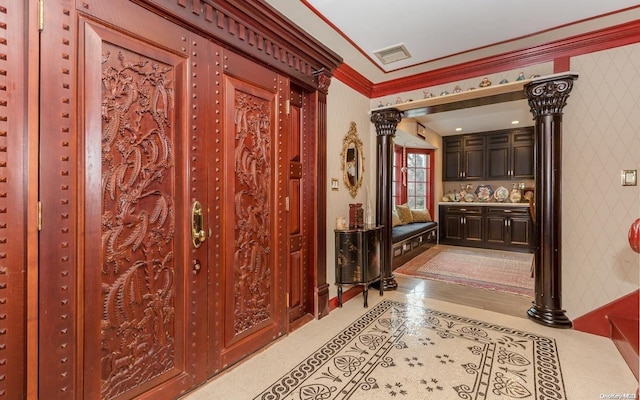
<box><xmin>373</xmin><ymin>43</ymin><xmax>412</xmax><ymax>65</ymax></box>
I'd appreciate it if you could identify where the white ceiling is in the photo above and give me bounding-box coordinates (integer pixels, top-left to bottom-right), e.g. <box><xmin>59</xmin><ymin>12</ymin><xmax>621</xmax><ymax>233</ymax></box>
<box><xmin>265</xmin><ymin>1</ymin><xmax>640</xmax><ymax>145</ymax></box>
<box><xmin>302</xmin><ymin>0</ymin><xmax>640</xmax><ymax>74</ymax></box>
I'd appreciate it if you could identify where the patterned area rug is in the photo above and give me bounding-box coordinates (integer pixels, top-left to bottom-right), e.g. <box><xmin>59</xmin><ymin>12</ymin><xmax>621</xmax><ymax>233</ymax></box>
<box><xmin>395</xmin><ymin>245</ymin><xmax>534</xmax><ymax>297</ymax></box>
<box><xmin>255</xmin><ymin>300</ymin><xmax>565</xmax><ymax>400</ymax></box>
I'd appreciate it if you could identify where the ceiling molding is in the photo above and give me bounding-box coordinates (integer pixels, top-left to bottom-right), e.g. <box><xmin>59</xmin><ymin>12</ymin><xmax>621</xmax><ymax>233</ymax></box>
<box><xmin>333</xmin><ymin>63</ymin><xmax>374</xmax><ymax>97</ymax></box>
<box><xmin>333</xmin><ymin>19</ymin><xmax>640</xmax><ymax>99</ymax></box>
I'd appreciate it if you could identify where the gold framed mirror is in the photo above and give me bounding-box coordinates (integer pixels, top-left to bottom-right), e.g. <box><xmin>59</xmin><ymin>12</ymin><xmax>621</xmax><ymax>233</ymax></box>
<box><xmin>341</xmin><ymin>122</ymin><xmax>364</xmax><ymax>198</ymax></box>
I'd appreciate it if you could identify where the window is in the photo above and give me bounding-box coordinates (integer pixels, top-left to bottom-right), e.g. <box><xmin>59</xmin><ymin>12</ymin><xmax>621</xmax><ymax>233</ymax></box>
<box><xmin>392</xmin><ymin>145</ymin><xmax>434</xmax><ymax>214</ymax></box>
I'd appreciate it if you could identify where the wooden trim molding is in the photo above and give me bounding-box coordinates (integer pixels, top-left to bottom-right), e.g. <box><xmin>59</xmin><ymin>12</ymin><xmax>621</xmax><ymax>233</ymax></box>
<box><xmin>333</xmin><ymin>63</ymin><xmax>373</xmax><ymax>97</ymax></box>
<box><xmin>574</xmin><ymin>290</ymin><xmax>639</xmax><ymax>337</ymax></box>
<box><xmin>138</xmin><ymin>0</ymin><xmax>343</xmax><ymax>90</ymax></box>
<box><xmin>335</xmin><ymin>19</ymin><xmax>640</xmax><ymax>98</ymax></box>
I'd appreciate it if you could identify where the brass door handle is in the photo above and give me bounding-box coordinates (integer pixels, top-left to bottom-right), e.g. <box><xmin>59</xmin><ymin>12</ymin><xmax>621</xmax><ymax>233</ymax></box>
<box><xmin>191</xmin><ymin>200</ymin><xmax>206</xmax><ymax>248</ymax></box>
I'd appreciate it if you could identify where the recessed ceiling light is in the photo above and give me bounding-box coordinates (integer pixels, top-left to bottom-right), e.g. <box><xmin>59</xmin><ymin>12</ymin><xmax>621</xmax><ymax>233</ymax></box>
<box><xmin>455</xmin><ymin>127</ymin><xmax>462</xmax><ymax>132</ymax></box>
<box><xmin>511</xmin><ymin>120</ymin><xmax>519</xmax><ymax>125</ymax></box>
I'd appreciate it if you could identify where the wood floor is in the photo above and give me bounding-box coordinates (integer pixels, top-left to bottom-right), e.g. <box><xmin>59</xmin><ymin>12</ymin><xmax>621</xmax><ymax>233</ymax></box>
<box><xmin>393</xmin><ymin>274</ymin><xmax>533</xmax><ymax>319</ymax></box>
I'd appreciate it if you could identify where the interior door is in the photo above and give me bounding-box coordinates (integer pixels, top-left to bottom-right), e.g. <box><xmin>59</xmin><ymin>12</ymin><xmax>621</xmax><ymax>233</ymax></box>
<box><xmin>287</xmin><ymin>85</ymin><xmax>309</xmax><ymax>324</ymax></box>
<box><xmin>214</xmin><ymin>51</ymin><xmax>287</xmax><ymax>370</ymax></box>
<box><xmin>39</xmin><ymin>1</ymin><xmax>212</xmax><ymax>398</ymax></box>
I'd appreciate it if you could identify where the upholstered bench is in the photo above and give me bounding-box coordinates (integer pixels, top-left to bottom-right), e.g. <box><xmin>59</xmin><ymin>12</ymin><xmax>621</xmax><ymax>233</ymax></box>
<box><xmin>391</xmin><ymin>205</ymin><xmax>438</xmax><ymax>269</ymax></box>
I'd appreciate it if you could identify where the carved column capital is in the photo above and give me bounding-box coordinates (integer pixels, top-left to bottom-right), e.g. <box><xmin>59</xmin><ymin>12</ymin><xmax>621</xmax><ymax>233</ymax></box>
<box><xmin>525</xmin><ymin>74</ymin><xmax>578</xmax><ymax>118</ymax></box>
<box><xmin>316</xmin><ymin>72</ymin><xmax>332</xmax><ymax>94</ymax></box>
<box><xmin>370</xmin><ymin>109</ymin><xmax>402</xmax><ymax>136</ymax></box>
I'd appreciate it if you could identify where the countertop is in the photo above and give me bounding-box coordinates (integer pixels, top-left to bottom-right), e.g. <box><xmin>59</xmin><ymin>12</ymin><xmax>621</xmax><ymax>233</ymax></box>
<box><xmin>439</xmin><ymin>201</ymin><xmax>529</xmax><ymax>207</ymax></box>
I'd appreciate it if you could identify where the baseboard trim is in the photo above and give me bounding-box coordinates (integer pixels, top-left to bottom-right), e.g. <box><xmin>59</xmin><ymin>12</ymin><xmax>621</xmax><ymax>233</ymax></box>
<box><xmin>329</xmin><ymin>285</ymin><xmax>365</xmax><ymax>311</ymax></box>
<box><xmin>573</xmin><ymin>290</ymin><xmax>639</xmax><ymax>337</ymax></box>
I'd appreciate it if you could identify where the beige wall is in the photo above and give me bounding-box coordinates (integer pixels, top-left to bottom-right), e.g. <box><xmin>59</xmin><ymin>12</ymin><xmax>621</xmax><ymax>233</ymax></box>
<box><xmin>325</xmin><ymin>79</ymin><xmax>375</xmax><ymax>299</ymax></box>
<box><xmin>325</xmin><ymin>47</ymin><xmax>640</xmax><ymax>317</ymax></box>
<box><xmin>563</xmin><ymin>43</ymin><xmax>640</xmax><ymax>319</ymax></box>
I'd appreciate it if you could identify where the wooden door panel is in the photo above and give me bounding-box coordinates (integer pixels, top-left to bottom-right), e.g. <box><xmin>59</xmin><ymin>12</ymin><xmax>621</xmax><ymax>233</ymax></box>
<box><xmin>0</xmin><ymin>1</ymin><xmax>29</xmax><ymax>397</ymax></box>
<box><xmin>81</xmin><ymin>20</ymin><xmax>192</xmax><ymax>399</ymax></box>
<box><xmin>40</xmin><ymin>1</ymin><xmax>211</xmax><ymax>397</ymax></box>
<box><xmin>287</xmin><ymin>89</ymin><xmax>308</xmax><ymax>323</ymax></box>
<box><xmin>465</xmin><ymin>215</ymin><xmax>484</xmax><ymax>242</ymax></box>
<box><xmin>220</xmin><ymin>69</ymin><xmax>285</xmax><ymax>367</ymax></box>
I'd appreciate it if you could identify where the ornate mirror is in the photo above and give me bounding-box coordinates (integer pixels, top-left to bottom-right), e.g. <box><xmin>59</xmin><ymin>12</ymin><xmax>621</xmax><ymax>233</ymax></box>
<box><xmin>341</xmin><ymin>122</ymin><xmax>364</xmax><ymax>198</ymax></box>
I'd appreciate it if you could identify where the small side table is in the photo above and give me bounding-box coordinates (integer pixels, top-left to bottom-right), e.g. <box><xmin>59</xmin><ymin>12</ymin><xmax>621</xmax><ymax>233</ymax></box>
<box><xmin>334</xmin><ymin>226</ymin><xmax>383</xmax><ymax>307</ymax></box>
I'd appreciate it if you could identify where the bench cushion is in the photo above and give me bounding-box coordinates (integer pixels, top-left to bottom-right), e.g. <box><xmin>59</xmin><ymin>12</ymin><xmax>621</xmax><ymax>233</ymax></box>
<box><xmin>391</xmin><ymin>221</ymin><xmax>437</xmax><ymax>243</ymax></box>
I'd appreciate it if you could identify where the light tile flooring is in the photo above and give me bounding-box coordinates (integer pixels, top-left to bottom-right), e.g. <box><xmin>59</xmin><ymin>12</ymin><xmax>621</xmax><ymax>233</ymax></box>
<box><xmin>184</xmin><ymin>276</ymin><xmax>638</xmax><ymax>399</ymax></box>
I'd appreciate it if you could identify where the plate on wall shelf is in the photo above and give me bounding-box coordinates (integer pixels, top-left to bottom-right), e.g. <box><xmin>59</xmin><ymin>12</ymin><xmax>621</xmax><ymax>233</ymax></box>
<box><xmin>494</xmin><ymin>186</ymin><xmax>509</xmax><ymax>202</ymax></box>
<box><xmin>464</xmin><ymin>193</ymin><xmax>475</xmax><ymax>202</ymax></box>
<box><xmin>475</xmin><ymin>184</ymin><xmax>493</xmax><ymax>202</ymax></box>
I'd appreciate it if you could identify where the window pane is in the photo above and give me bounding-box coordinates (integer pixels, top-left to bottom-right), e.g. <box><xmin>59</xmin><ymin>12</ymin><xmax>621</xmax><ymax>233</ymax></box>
<box><xmin>414</xmin><ymin>198</ymin><xmax>425</xmax><ymax>208</ymax></box>
<box><xmin>408</xmin><ymin>169</ymin><xmax>415</xmax><ymax>181</ymax></box>
<box><xmin>407</xmin><ymin>182</ymin><xmax>415</xmax><ymax>195</ymax></box>
<box><xmin>407</xmin><ymin>154</ymin><xmax>416</xmax><ymax>167</ymax></box>
<box><xmin>416</xmin><ymin>169</ymin><xmax>425</xmax><ymax>181</ymax></box>
<box><xmin>416</xmin><ymin>183</ymin><xmax>426</xmax><ymax>195</ymax></box>
<box><xmin>415</xmin><ymin>154</ymin><xmax>426</xmax><ymax>167</ymax></box>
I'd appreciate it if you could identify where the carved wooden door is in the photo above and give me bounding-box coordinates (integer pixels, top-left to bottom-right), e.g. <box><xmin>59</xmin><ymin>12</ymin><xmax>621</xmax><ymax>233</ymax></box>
<box><xmin>211</xmin><ymin>51</ymin><xmax>288</xmax><ymax>370</ymax></box>
<box><xmin>38</xmin><ymin>0</ymin><xmax>213</xmax><ymax>398</ymax></box>
<box><xmin>287</xmin><ymin>85</ymin><xmax>311</xmax><ymax>324</ymax></box>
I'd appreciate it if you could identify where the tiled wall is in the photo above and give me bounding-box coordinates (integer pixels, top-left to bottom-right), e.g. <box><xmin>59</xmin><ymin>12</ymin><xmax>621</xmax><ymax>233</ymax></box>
<box><xmin>563</xmin><ymin>43</ymin><xmax>640</xmax><ymax>320</ymax></box>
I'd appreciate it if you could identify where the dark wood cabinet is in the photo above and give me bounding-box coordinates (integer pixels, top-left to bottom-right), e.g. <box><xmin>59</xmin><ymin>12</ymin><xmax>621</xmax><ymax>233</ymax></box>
<box><xmin>443</xmin><ymin>135</ymin><xmax>485</xmax><ymax>181</ymax></box>
<box><xmin>335</xmin><ymin>227</ymin><xmax>384</xmax><ymax>307</ymax></box>
<box><xmin>486</xmin><ymin>207</ymin><xmax>532</xmax><ymax>250</ymax></box>
<box><xmin>511</xmin><ymin>130</ymin><xmax>535</xmax><ymax>178</ymax></box>
<box><xmin>440</xmin><ymin>205</ymin><xmax>532</xmax><ymax>252</ymax></box>
<box><xmin>441</xmin><ymin>206</ymin><xmax>484</xmax><ymax>245</ymax></box>
<box><xmin>486</xmin><ymin>132</ymin><xmax>511</xmax><ymax>180</ymax></box>
<box><xmin>445</xmin><ymin>128</ymin><xmax>534</xmax><ymax>181</ymax></box>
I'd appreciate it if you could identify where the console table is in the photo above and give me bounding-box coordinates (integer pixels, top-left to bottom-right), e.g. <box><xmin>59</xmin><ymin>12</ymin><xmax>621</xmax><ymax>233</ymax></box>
<box><xmin>334</xmin><ymin>226</ymin><xmax>383</xmax><ymax>307</ymax></box>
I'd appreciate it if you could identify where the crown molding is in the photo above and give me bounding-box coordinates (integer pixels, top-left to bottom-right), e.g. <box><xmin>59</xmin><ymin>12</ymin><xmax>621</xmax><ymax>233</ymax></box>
<box><xmin>333</xmin><ymin>63</ymin><xmax>373</xmax><ymax>97</ymax></box>
<box><xmin>334</xmin><ymin>19</ymin><xmax>640</xmax><ymax>99</ymax></box>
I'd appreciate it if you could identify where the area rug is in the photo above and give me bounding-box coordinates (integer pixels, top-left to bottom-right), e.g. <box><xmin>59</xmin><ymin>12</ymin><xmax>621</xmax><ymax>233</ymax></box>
<box><xmin>395</xmin><ymin>245</ymin><xmax>534</xmax><ymax>297</ymax></box>
<box><xmin>254</xmin><ymin>300</ymin><xmax>565</xmax><ymax>399</ymax></box>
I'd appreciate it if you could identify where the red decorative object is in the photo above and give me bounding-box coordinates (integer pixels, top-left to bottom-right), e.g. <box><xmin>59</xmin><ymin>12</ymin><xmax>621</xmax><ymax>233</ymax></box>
<box><xmin>349</xmin><ymin>203</ymin><xmax>364</xmax><ymax>229</ymax></box>
<box><xmin>629</xmin><ymin>218</ymin><xmax>640</xmax><ymax>253</ymax></box>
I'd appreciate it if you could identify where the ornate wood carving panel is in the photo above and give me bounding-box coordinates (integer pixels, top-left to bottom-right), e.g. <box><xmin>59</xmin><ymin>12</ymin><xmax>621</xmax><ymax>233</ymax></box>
<box><xmin>40</xmin><ymin>0</ymin><xmax>211</xmax><ymax>397</ymax></box>
<box><xmin>232</xmin><ymin>88</ymin><xmax>273</xmax><ymax>334</ymax></box>
<box><xmin>221</xmin><ymin>67</ymin><xmax>285</xmax><ymax>365</ymax></box>
<box><xmin>0</xmin><ymin>1</ymin><xmax>28</xmax><ymax>398</ymax></box>
<box><xmin>98</xmin><ymin>41</ymin><xmax>178</xmax><ymax>399</ymax></box>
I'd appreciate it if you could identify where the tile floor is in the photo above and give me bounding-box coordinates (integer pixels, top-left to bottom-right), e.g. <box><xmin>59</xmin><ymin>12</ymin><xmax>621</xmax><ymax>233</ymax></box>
<box><xmin>184</xmin><ymin>278</ymin><xmax>638</xmax><ymax>399</ymax></box>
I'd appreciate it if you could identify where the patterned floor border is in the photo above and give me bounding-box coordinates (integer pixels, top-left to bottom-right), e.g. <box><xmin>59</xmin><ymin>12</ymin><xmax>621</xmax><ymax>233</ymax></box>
<box><xmin>255</xmin><ymin>300</ymin><xmax>566</xmax><ymax>400</ymax></box>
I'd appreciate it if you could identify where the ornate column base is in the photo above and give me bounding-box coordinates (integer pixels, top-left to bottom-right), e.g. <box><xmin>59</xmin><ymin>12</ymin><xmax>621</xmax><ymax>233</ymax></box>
<box><xmin>380</xmin><ymin>275</ymin><xmax>398</xmax><ymax>291</ymax></box>
<box><xmin>527</xmin><ymin>305</ymin><xmax>572</xmax><ymax>329</ymax></box>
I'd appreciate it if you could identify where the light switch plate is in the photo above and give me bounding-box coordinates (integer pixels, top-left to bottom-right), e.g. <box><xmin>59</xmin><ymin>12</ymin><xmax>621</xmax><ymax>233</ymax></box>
<box><xmin>621</xmin><ymin>169</ymin><xmax>637</xmax><ymax>186</ymax></box>
<box><xmin>331</xmin><ymin>178</ymin><xmax>339</xmax><ymax>191</ymax></box>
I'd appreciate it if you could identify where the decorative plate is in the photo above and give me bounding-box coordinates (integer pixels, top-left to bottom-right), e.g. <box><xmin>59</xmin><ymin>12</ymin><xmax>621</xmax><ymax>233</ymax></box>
<box><xmin>509</xmin><ymin>190</ymin><xmax>522</xmax><ymax>203</ymax></box>
<box><xmin>464</xmin><ymin>193</ymin><xmax>475</xmax><ymax>202</ymax></box>
<box><xmin>494</xmin><ymin>186</ymin><xmax>509</xmax><ymax>202</ymax></box>
<box><xmin>475</xmin><ymin>184</ymin><xmax>493</xmax><ymax>202</ymax></box>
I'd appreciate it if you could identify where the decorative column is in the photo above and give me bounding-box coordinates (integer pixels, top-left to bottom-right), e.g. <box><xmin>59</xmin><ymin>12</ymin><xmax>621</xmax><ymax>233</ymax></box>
<box><xmin>525</xmin><ymin>74</ymin><xmax>578</xmax><ymax>328</ymax></box>
<box><xmin>370</xmin><ymin>109</ymin><xmax>402</xmax><ymax>290</ymax></box>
